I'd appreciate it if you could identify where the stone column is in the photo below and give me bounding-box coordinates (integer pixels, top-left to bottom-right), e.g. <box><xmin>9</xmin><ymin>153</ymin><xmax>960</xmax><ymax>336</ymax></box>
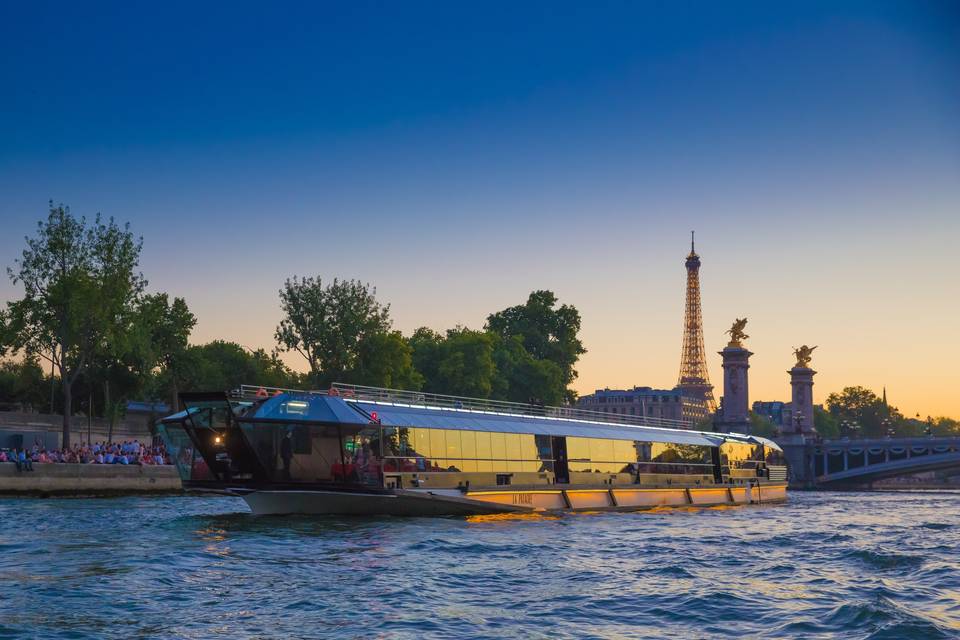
<box><xmin>719</xmin><ymin>345</ymin><xmax>753</xmax><ymax>428</ymax></box>
<box><xmin>789</xmin><ymin>366</ymin><xmax>817</xmax><ymax>435</ymax></box>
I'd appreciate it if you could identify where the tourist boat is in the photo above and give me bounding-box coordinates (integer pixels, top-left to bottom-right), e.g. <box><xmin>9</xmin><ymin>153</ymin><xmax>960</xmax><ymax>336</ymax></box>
<box><xmin>156</xmin><ymin>383</ymin><xmax>788</xmax><ymax>516</ymax></box>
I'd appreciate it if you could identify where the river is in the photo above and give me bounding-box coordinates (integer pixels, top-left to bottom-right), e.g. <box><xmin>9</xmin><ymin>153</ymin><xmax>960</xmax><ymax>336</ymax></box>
<box><xmin>0</xmin><ymin>491</ymin><xmax>958</xmax><ymax>639</ymax></box>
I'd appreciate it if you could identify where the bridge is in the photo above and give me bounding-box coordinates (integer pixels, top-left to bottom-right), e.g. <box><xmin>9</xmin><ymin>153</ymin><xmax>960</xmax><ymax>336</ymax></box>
<box><xmin>777</xmin><ymin>435</ymin><xmax>960</xmax><ymax>489</ymax></box>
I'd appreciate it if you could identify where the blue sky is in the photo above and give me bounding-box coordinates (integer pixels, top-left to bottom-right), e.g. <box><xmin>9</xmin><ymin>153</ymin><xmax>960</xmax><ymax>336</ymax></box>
<box><xmin>1</xmin><ymin>1</ymin><xmax>958</xmax><ymax>415</ymax></box>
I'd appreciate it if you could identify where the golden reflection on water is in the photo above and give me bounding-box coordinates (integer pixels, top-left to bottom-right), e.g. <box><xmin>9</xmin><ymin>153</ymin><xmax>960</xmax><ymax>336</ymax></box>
<box><xmin>466</xmin><ymin>511</ymin><xmax>562</xmax><ymax>524</ymax></box>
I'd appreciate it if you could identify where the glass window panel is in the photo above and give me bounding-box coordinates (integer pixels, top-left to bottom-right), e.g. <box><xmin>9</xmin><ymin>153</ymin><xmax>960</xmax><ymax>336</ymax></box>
<box><xmin>475</xmin><ymin>432</ymin><xmax>492</xmax><ymax>460</ymax></box>
<box><xmin>505</xmin><ymin>433</ymin><xmax>522</xmax><ymax>460</ymax></box>
<box><xmin>535</xmin><ymin>435</ymin><xmax>553</xmax><ymax>461</ymax></box>
<box><xmin>490</xmin><ymin>432</ymin><xmax>507</xmax><ymax>460</ymax></box>
<box><xmin>566</xmin><ymin>437</ymin><xmax>590</xmax><ymax>461</ymax></box>
<box><xmin>519</xmin><ymin>434</ymin><xmax>537</xmax><ymax>460</ymax></box>
<box><xmin>635</xmin><ymin>441</ymin><xmax>654</xmax><ymax>462</ymax></box>
<box><xmin>397</xmin><ymin>428</ymin><xmax>412</xmax><ymax>456</ymax></box>
<box><xmin>476</xmin><ymin>459</ymin><xmax>493</xmax><ymax>472</ymax></box>
<box><xmin>590</xmin><ymin>438</ymin><xmax>615</xmax><ymax>462</ymax></box>
<box><xmin>460</xmin><ymin>431</ymin><xmax>477</xmax><ymax>460</ymax></box>
<box><xmin>413</xmin><ymin>428</ymin><xmax>431</xmax><ymax>459</ymax></box>
<box><xmin>444</xmin><ymin>430</ymin><xmax>461</xmax><ymax>459</ymax></box>
<box><xmin>507</xmin><ymin>459</ymin><xmax>524</xmax><ymax>472</ymax></box>
<box><xmin>522</xmin><ymin>460</ymin><xmax>539</xmax><ymax>473</ymax></box>
<box><xmin>568</xmin><ymin>459</ymin><xmax>592</xmax><ymax>473</ymax></box>
<box><xmin>612</xmin><ymin>440</ymin><xmax>636</xmax><ymax>462</ymax></box>
<box><xmin>437</xmin><ymin>459</ymin><xmax>461</xmax><ymax>472</ymax></box>
<box><xmin>459</xmin><ymin>458</ymin><xmax>477</xmax><ymax>472</ymax></box>
<box><xmin>429</xmin><ymin>429</ymin><xmax>446</xmax><ymax>462</ymax></box>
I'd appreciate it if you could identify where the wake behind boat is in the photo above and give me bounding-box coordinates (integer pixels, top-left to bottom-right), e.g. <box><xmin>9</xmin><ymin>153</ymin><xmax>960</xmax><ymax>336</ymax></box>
<box><xmin>157</xmin><ymin>383</ymin><xmax>788</xmax><ymax>515</ymax></box>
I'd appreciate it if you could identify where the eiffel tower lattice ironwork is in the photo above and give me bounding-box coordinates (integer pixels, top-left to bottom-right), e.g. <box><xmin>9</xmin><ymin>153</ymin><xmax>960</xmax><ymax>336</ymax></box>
<box><xmin>677</xmin><ymin>232</ymin><xmax>717</xmax><ymax>412</ymax></box>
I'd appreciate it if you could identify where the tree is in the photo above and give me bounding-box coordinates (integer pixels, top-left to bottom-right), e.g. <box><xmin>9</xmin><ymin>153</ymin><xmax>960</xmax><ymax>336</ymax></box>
<box><xmin>179</xmin><ymin>341</ymin><xmax>299</xmax><ymax>393</ymax></box>
<box><xmin>826</xmin><ymin>386</ymin><xmax>906</xmax><ymax>437</ymax></box>
<box><xmin>0</xmin><ymin>358</ymin><xmax>47</xmax><ymax>410</ymax></box>
<box><xmin>350</xmin><ymin>331</ymin><xmax>423</xmax><ymax>390</ymax></box>
<box><xmin>275</xmin><ymin>277</ymin><xmax>390</xmax><ymax>386</ymax></box>
<box><xmin>409</xmin><ymin>327</ymin><xmax>497</xmax><ymax>397</ymax></box>
<box><xmin>748</xmin><ymin>411</ymin><xmax>778</xmax><ymax>438</ymax></box>
<box><xmin>408</xmin><ymin>327</ymin><xmax>443</xmax><ymax>387</ymax></box>
<box><xmin>131</xmin><ymin>293</ymin><xmax>196</xmax><ymax>410</ymax></box>
<box><xmin>490</xmin><ymin>334</ymin><xmax>564</xmax><ymax>405</ymax></box>
<box><xmin>814</xmin><ymin>406</ymin><xmax>840</xmax><ymax>439</ymax></box>
<box><xmin>435</xmin><ymin>328</ymin><xmax>497</xmax><ymax>398</ymax></box>
<box><xmin>486</xmin><ymin>290</ymin><xmax>585</xmax><ymax>403</ymax></box>
<box><xmin>1</xmin><ymin>204</ymin><xmax>145</xmax><ymax>447</ymax></box>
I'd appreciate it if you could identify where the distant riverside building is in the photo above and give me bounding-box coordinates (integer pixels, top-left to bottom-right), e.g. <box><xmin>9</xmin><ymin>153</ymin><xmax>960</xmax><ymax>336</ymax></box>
<box><xmin>752</xmin><ymin>400</ymin><xmax>793</xmax><ymax>429</ymax></box>
<box><xmin>577</xmin><ymin>387</ymin><xmax>710</xmax><ymax>425</ymax></box>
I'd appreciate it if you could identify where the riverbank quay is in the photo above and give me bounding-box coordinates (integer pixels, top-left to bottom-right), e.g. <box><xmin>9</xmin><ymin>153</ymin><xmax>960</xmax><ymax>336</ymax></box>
<box><xmin>0</xmin><ymin>463</ymin><xmax>182</xmax><ymax>496</ymax></box>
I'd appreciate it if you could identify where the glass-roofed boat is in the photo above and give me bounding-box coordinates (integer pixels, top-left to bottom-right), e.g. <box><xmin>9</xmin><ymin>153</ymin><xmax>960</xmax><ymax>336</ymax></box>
<box><xmin>156</xmin><ymin>383</ymin><xmax>788</xmax><ymax>516</ymax></box>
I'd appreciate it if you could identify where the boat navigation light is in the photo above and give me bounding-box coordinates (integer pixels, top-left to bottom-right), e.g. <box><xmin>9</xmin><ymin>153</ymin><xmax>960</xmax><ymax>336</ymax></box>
<box><xmin>214</xmin><ymin>435</ymin><xmax>223</xmax><ymax>445</ymax></box>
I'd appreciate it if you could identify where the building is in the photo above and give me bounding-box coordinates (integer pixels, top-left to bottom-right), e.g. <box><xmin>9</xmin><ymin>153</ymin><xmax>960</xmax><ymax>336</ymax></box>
<box><xmin>577</xmin><ymin>387</ymin><xmax>710</xmax><ymax>426</ymax></box>
<box><xmin>752</xmin><ymin>400</ymin><xmax>792</xmax><ymax>430</ymax></box>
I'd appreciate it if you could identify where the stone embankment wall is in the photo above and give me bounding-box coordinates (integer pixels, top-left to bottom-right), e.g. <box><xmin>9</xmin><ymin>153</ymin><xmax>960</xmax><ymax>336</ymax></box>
<box><xmin>0</xmin><ymin>463</ymin><xmax>182</xmax><ymax>495</ymax></box>
<box><xmin>0</xmin><ymin>411</ymin><xmax>157</xmax><ymax>450</ymax></box>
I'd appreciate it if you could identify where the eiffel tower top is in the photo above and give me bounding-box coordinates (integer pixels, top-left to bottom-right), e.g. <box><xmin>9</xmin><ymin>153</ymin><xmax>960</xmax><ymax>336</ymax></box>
<box><xmin>686</xmin><ymin>230</ymin><xmax>701</xmax><ymax>268</ymax></box>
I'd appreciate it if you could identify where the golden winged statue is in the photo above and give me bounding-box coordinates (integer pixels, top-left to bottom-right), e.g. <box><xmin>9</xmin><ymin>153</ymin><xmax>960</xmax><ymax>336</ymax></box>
<box><xmin>726</xmin><ymin>318</ymin><xmax>749</xmax><ymax>347</ymax></box>
<box><xmin>793</xmin><ymin>345</ymin><xmax>817</xmax><ymax>368</ymax></box>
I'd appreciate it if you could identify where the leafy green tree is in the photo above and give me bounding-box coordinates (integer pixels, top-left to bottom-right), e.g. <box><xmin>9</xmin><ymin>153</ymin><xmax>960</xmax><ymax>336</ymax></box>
<box><xmin>409</xmin><ymin>327</ymin><xmax>497</xmax><ymax>397</ymax></box>
<box><xmin>275</xmin><ymin>277</ymin><xmax>390</xmax><ymax>386</ymax></box>
<box><xmin>0</xmin><ymin>358</ymin><xmax>47</xmax><ymax>410</ymax></box>
<box><xmin>131</xmin><ymin>293</ymin><xmax>196</xmax><ymax>410</ymax></box>
<box><xmin>491</xmin><ymin>334</ymin><xmax>564</xmax><ymax>405</ymax></box>
<box><xmin>408</xmin><ymin>327</ymin><xmax>443</xmax><ymax>387</ymax></box>
<box><xmin>436</xmin><ymin>328</ymin><xmax>497</xmax><ymax>398</ymax></box>
<box><xmin>748</xmin><ymin>411</ymin><xmax>778</xmax><ymax>438</ymax></box>
<box><xmin>178</xmin><ymin>341</ymin><xmax>299</xmax><ymax>393</ymax></box>
<box><xmin>486</xmin><ymin>290</ymin><xmax>585</xmax><ymax>403</ymax></box>
<box><xmin>825</xmin><ymin>386</ymin><xmax>908</xmax><ymax>437</ymax></box>
<box><xmin>350</xmin><ymin>331</ymin><xmax>423</xmax><ymax>390</ymax></box>
<box><xmin>930</xmin><ymin>417</ymin><xmax>960</xmax><ymax>436</ymax></box>
<box><xmin>1</xmin><ymin>204</ymin><xmax>145</xmax><ymax>447</ymax></box>
<box><xmin>814</xmin><ymin>406</ymin><xmax>840</xmax><ymax>439</ymax></box>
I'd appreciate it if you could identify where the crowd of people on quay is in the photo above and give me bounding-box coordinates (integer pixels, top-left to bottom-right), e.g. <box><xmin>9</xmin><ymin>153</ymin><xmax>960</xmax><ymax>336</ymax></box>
<box><xmin>0</xmin><ymin>440</ymin><xmax>171</xmax><ymax>471</ymax></box>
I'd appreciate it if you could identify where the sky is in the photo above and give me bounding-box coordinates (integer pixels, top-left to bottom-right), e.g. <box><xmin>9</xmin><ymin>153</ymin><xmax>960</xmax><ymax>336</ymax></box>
<box><xmin>1</xmin><ymin>1</ymin><xmax>958</xmax><ymax>418</ymax></box>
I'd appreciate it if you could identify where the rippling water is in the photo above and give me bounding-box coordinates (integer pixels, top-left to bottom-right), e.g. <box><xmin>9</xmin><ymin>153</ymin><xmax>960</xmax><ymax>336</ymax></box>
<box><xmin>1</xmin><ymin>491</ymin><xmax>958</xmax><ymax>639</ymax></box>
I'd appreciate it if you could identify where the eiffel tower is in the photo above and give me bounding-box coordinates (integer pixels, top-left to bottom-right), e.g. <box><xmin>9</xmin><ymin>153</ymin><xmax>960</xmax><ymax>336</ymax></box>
<box><xmin>677</xmin><ymin>232</ymin><xmax>717</xmax><ymax>412</ymax></box>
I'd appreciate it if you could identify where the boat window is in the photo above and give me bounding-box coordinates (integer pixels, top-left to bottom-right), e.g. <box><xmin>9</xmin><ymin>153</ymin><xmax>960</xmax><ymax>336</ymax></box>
<box><xmin>237</xmin><ymin>422</ymin><xmax>343</xmax><ymax>483</ymax></box>
<box><xmin>378</xmin><ymin>428</ymin><xmax>556</xmax><ymax>475</ymax></box>
<box><xmin>764</xmin><ymin>446</ymin><xmax>786</xmax><ymax>466</ymax></box>
<box><xmin>720</xmin><ymin>442</ymin><xmax>764</xmax><ymax>469</ymax></box>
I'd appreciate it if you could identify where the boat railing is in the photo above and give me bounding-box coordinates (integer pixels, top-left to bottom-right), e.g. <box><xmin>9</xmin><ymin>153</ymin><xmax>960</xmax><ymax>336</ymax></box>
<box><xmin>234</xmin><ymin>382</ymin><xmax>695</xmax><ymax>430</ymax></box>
<box><xmin>329</xmin><ymin>383</ymin><xmax>694</xmax><ymax>430</ymax></box>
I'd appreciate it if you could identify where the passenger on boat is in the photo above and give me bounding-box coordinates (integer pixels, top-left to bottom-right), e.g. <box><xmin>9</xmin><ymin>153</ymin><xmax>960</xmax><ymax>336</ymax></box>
<box><xmin>280</xmin><ymin>431</ymin><xmax>293</xmax><ymax>480</ymax></box>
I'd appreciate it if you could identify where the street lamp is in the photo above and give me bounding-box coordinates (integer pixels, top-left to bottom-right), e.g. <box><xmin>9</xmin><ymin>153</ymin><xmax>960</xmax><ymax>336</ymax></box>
<box><xmin>881</xmin><ymin>417</ymin><xmax>893</xmax><ymax>439</ymax></box>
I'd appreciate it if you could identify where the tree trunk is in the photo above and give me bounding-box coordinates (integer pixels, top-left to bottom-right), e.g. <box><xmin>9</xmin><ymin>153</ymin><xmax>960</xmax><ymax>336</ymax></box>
<box><xmin>169</xmin><ymin>378</ymin><xmax>180</xmax><ymax>415</ymax></box>
<box><xmin>62</xmin><ymin>381</ymin><xmax>72</xmax><ymax>449</ymax></box>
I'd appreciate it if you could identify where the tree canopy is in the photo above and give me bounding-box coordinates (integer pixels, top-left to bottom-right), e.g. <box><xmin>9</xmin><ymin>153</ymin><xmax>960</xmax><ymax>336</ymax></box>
<box><xmin>2</xmin><ymin>203</ymin><xmax>145</xmax><ymax>446</ymax></box>
<box><xmin>275</xmin><ymin>277</ymin><xmax>391</xmax><ymax>387</ymax></box>
<box><xmin>486</xmin><ymin>290</ymin><xmax>585</xmax><ymax>403</ymax></box>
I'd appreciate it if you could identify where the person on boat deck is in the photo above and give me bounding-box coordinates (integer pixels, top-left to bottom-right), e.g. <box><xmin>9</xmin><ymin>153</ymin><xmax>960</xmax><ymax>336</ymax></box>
<box><xmin>280</xmin><ymin>431</ymin><xmax>293</xmax><ymax>480</ymax></box>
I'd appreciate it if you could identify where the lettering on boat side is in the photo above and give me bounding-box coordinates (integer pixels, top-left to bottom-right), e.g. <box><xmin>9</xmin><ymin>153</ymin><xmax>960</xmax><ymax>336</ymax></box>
<box><xmin>512</xmin><ymin>493</ymin><xmax>533</xmax><ymax>505</ymax></box>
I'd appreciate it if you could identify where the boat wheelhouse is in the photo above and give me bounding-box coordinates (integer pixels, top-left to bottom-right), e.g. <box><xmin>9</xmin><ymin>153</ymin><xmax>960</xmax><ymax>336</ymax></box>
<box><xmin>156</xmin><ymin>383</ymin><xmax>788</xmax><ymax>515</ymax></box>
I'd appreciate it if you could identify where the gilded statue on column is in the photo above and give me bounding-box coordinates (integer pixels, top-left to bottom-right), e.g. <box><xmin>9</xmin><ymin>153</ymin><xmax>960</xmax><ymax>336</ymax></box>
<box><xmin>725</xmin><ymin>318</ymin><xmax>749</xmax><ymax>347</ymax></box>
<box><xmin>793</xmin><ymin>345</ymin><xmax>817</xmax><ymax>368</ymax></box>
